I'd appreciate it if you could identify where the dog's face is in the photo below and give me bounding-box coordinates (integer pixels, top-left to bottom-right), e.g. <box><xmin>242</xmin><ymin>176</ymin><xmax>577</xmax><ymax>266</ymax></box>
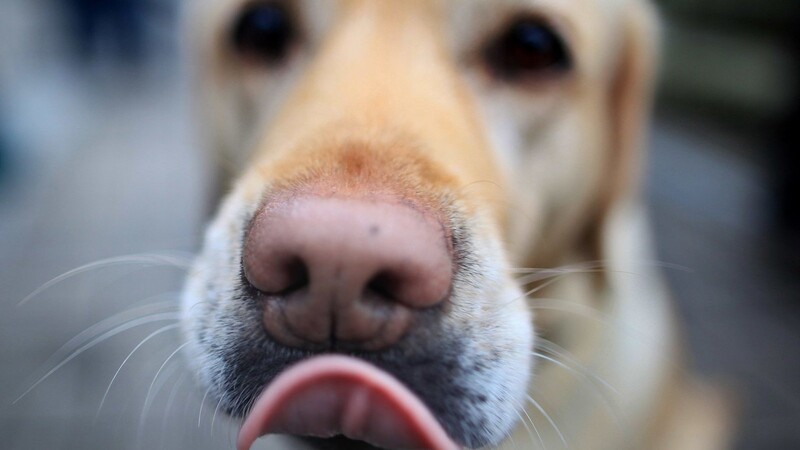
<box><xmin>181</xmin><ymin>0</ymin><xmax>656</xmax><ymax>448</ymax></box>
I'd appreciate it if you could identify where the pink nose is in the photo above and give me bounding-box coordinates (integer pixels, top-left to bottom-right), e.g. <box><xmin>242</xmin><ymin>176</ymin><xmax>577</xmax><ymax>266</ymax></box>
<box><xmin>243</xmin><ymin>196</ymin><xmax>453</xmax><ymax>351</ymax></box>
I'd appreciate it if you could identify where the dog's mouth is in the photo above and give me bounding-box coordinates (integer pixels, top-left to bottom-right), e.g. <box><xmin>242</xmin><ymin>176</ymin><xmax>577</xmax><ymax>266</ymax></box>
<box><xmin>237</xmin><ymin>355</ymin><xmax>460</xmax><ymax>450</ymax></box>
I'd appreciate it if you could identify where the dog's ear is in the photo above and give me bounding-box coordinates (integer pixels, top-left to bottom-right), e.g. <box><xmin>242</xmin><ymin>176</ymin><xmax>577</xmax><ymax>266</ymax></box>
<box><xmin>607</xmin><ymin>0</ymin><xmax>660</xmax><ymax>206</ymax></box>
<box><xmin>584</xmin><ymin>0</ymin><xmax>660</xmax><ymax>266</ymax></box>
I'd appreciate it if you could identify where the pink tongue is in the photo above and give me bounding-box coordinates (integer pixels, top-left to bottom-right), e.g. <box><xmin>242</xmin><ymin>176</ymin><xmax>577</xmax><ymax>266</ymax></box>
<box><xmin>237</xmin><ymin>355</ymin><xmax>460</xmax><ymax>450</ymax></box>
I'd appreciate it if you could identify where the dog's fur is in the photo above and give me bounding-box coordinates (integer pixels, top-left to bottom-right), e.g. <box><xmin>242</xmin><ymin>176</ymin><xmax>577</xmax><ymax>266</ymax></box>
<box><xmin>181</xmin><ymin>1</ymin><xmax>732</xmax><ymax>448</ymax></box>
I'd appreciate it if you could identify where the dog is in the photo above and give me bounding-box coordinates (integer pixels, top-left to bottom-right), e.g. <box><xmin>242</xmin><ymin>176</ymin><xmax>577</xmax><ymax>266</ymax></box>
<box><xmin>180</xmin><ymin>1</ymin><xmax>732</xmax><ymax>449</ymax></box>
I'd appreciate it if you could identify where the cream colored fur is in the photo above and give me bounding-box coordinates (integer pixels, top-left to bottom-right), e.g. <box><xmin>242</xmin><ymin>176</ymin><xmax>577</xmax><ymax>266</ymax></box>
<box><xmin>183</xmin><ymin>0</ymin><xmax>733</xmax><ymax>448</ymax></box>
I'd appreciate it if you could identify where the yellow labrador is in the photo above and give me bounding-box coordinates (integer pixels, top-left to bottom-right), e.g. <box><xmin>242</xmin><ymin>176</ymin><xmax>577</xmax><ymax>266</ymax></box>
<box><xmin>181</xmin><ymin>1</ymin><xmax>732</xmax><ymax>448</ymax></box>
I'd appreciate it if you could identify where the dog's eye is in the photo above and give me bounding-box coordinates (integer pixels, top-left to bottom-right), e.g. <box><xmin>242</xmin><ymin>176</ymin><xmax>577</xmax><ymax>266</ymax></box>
<box><xmin>232</xmin><ymin>3</ymin><xmax>295</xmax><ymax>63</ymax></box>
<box><xmin>485</xmin><ymin>18</ymin><xmax>571</xmax><ymax>80</ymax></box>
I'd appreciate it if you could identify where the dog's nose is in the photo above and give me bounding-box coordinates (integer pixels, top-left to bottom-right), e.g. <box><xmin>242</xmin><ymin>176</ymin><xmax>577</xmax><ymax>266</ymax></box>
<box><xmin>243</xmin><ymin>196</ymin><xmax>452</xmax><ymax>351</ymax></box>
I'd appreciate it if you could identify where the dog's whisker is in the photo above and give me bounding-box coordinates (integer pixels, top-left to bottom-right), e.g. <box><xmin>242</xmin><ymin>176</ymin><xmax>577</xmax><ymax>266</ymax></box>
<box><xmin>240</xmin><ymin>385</ymin><xmax>262</xmax><ymax>420</ymax></box>
<box><xmin>198</xmin><ymin>386</ymin><xmax>211</xmax><ymax>428</ymax></box>
<box><xmin>15</xmin><ymin>294</ymin><xmax>179</xmax><ymax>406</ymax></box>
<box><xmin>511</xmin><ymin>259</ymin><xmax>692</xmax><ymax>274</ymax></box>
<box><xmin>454</xmin><ymin>179</ymin><xmax>505</xmax><ymax>199</ymax></box>
<box><xmin>160</xmin><ymin>371</ymin><xmax>188</xmax><ymax>449</ymax></box>
<box><xmin>524</xmin><ymin>273</ymin><xmax>585</xmax><ymax>297</ymax></box>
<box><xmin>527</xmin><ymin>308</ymin><xmax>625</xmax><ymax>432</ymax></box>
<box><xmin>140</xmin><ymin>342</ymin><xmax>191</xmax><ymax>429</ymax></box>
<box><xmin>530</xmin><ymin>351</ymin><xmax>624</xmax><ymax>430</ymax></box>
<box><xmin>96</xmin><ymin>322</ymin><xmax>182</xmax><ymax>420</ymax></box>
<box><xmin>527</xmin><ymin>298</ymin><xmax>607</xmax><ymax>321</ymax></box>
<box><xmin>509</xmin><ymin>394</ymin><xmax>545</xmax><ymax>449</ymax></box>
<box><xmin>526</xmin><ymin>394</ymin><xmax>568</xmax><ymax>448</ymax></box>
<box><xmin>514</xmin><ymin>268</ymin><xmax>611</xmax><ymax>287</ymax></box>
<box><xmin>137</xmin><ymin>344</ymin><xmax>190</xmax><ymax>447</ymax></box>
<box><xmin>137</xmin><ymin>361</ymin><xmax>182</xmax><ymax>448</ymax></box>
<box><xmin>510</xmin><ymin>260</ymin><xmax>611</xmax><ymax>275</ymax></box>
<box><xmin>210</xmin><ymin>392</ymin><xmax>226</xmax><ymax>436</ymax></box>
<box><xmin>53</xmin><ymin>300</ymin><xmax>176</xmax><ymax>353</ymax></box>
<box><xmin>108</xmin><ymin>372</ymin><xmax>143</xmax><ymax>440</ymax></box>
<box><xmin>221</xmin><ymin>390</ymin><xmax>245</xmax><ymax>439</ymax></box>
<box><xmin>512</xmin><ymin>267</ymin><xmax>586</xmax><ymax>276</ymax></box>
<box><xmin>24</xmin><ymin>299</ymin><xmax>178</xmax><ymax>385</ymax></box>
<box><xmin>511</xmin><ymin>260</ymin><xmax>693</xmax><ymax>297</ymax></box>
<box><xmin>13</xmin><ymin>311</ymin><xmax>180</xmax><ymax>404</ymax></box>
<box><xmin>230</xmin><ymin>387</ymin><xmax>251</xmax><ymax>425</ymax></box>
<box><xmin>229</xmin><ymin>419</ymin><xmax>238</xmax><ymax>450</ymax></box>
<box><xmin>530</xmin><ymin>298</ymin><xmax>676</xmax><ymax>360</ymax></box>
<box><xmin>18</xmin><ymin>252</ymin><xmax>194</xmax><ymax>307</ymax></box>
<box><xmin>181</xmin><ymin>379</ymin><xmax>201</xmax><ymax>444</ymax></box>
<box><xmin>534</xmin><ymin>339</ymin><xmax>619</xmax><ymax>396</ymax></box>
<box><xmin>514</xmin><ymin>270</ymin><xmax>590</xmax><ymax>285</ymax></box>
<box><xmin>492</xmin><ymin>269</ymin><xmax>607</xmax><ymax>314</ymax></box>
<box><xmin>529</xmin><ymin>298</ymin><xmax>684</xmax><ymax>404</ymax></box>
<box><xmin>506</xmin><ymin>431</ymin><xmax>518</xmax><ymax>450</ymax></box>
<box><xmin>232</xmin><ymin>406</ymin><xmax>245</xmax><ymax>446</ymax></box>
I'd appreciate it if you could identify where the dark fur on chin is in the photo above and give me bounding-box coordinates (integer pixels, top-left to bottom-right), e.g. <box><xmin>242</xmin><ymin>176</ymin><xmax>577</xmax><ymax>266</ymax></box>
<box><xmin>210</xmin><ymin>287</ymin><xmax>500</xmax><ymax>448</ymax></box>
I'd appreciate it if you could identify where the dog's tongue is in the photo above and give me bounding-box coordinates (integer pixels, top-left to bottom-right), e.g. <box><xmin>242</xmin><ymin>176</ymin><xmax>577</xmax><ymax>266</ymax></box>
<box><xmin>237</xmin><ymin>355</ymin><xmax>460</xmax><ymax>450</ymax></box>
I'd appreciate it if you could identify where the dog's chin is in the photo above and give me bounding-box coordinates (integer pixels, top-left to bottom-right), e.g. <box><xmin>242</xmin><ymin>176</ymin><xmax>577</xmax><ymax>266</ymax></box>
<box><xmin>214</xmin><ymin>311</ymin><xmax>515</xmax><ymax>449</ymax></box>
<box><xmin>236</xmin><ymin>355</ymin><xmax>460</xmax><ymax>450</ymax></box>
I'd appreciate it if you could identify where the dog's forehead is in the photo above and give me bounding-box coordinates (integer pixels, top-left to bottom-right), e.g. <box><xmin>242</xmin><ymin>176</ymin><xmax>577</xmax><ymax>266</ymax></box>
<box><xmin>316</xmin><ymin>0</ymin><xmax>628</xmax><ymax>31</ymax></box>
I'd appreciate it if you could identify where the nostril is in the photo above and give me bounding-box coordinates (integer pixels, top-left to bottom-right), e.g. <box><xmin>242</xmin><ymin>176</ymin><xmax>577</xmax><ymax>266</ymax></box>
<box><xmin>243</xmin><ymin>246</ymin><xmax>310</xmax><ymax>295</ymax></box>
<box><xmin>246</xmin><ymin>257</ymin><xmax>309</xmax><ymax>295</ymax></box>
<box><xmin>366</xmin><ymin>271</ymin><xmax>402</xmax><ymax>302</ymax></box>
<box><xmin>274</xmin><ymin>257</ymin><xmax>309</xmax><ymax>295</ymax></box>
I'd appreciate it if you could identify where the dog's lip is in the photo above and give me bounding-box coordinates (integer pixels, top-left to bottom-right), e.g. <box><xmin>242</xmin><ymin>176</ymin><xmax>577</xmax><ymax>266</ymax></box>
<box><xmin>237</xmin><ymin>355</ymin><xmax>460</xmax><ymax>450</ymax></box>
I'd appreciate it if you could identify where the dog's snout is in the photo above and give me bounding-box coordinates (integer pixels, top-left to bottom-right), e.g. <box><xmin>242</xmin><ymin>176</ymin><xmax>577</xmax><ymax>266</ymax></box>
<box><xmin>243</xmin><ymin>195</ymin><xmax>453</xmax><ymax>351</ymax></box>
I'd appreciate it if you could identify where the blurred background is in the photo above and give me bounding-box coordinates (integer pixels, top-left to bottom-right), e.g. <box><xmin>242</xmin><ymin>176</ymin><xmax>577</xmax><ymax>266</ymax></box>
<box><xmin>0</xmin><ymin>0</ymin><xmax>798</xmax><ymax>449</ymax></box>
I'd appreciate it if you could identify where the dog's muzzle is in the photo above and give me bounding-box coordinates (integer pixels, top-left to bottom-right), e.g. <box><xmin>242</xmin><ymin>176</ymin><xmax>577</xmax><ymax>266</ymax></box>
<box><xmin>238</xmin><ymin>192</ymin><xmax>459</xmax><ymax>448</ymax></box>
